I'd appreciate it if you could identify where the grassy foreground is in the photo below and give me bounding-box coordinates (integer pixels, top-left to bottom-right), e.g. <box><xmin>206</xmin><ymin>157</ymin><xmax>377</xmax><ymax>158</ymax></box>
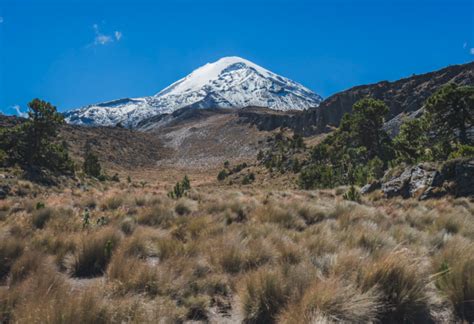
<box><xmin>0</xmin><ymin>180</ymin><xmax>473</xmax><ymax>323</ymax></box>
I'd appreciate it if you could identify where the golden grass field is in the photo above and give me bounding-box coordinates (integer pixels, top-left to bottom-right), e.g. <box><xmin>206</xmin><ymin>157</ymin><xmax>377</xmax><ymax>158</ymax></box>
<box><xmin>1</xmin><ymin>170</ymin><xmax>473</xmax><ymax>323</ymax></box>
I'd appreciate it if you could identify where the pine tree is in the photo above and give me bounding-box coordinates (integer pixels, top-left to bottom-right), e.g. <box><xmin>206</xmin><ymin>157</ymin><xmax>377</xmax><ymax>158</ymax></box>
<box><xmin>0</xmin><ymin>98</ymin><xmax>73</xmax><ymax>173</ymax></box>
<box><xmin>425</xmin><ymin>84</ymin><xmax>473</xmax><ymax>146</ymax></box>
<box><xmin>83</xmin><ymin>150</ymin><xmax>101</xmax><ymax>178</ymax></box>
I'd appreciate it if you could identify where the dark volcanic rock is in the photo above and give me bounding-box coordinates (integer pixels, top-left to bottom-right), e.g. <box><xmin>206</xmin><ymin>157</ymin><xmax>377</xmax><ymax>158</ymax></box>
<box><xmin>381</xmin><ymin>159</ymin><xmax>474</xmax><ymax>199</ymax></box>
<box><xmin>360</xmin><ymin>181</ymin><xmax>381</xmax><ymax>194</ymax></box>
<box><xmin>382</xmin><ymin>168</ymin><xmax>413</xmax><ymax>198</ymax></box>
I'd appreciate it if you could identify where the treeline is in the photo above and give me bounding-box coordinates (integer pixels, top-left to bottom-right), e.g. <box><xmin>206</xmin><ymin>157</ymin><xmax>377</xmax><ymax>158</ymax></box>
<box><xmin>299</xmin><ymin>83</ymin><xmax>474</xmax><ymax>189</ymax></box>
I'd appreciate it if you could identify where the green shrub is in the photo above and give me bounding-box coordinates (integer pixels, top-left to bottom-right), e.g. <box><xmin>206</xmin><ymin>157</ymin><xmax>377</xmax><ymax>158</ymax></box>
<box><xmin>83</xmin><ymin>151</ymin><xmax>101</xmax><ymax>178</ymax></box>
<box><xmin>242</xmin><ymin>173</ymin><xmax>255</xmax><ymax>185</ymax></box>
<box><xmin>168</xmin><ymin>176</ymin><xmax>191</xmax><ymax>199</ymax></box>
<box><xmin>217</xmin><ymin>169</ymin><xmax>228</xmax><ymax>181</ymax></box>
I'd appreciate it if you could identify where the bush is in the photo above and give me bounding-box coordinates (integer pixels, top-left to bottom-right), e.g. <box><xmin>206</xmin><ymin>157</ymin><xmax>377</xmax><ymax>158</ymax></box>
<box><xmin>242</xmin><ymin>172</ymin><xmax>255</xmax><ymax>185</ymax></box>
<box><xmin>168</xmin><ymin>176</ymin><xmax>191</xmax><ymax>199</ymax></box>
<box><xmin>83</xmin><ymin>151</ymin><xmax>101</xmax><ymax>178</ymax></box>
<box><xmin>217</xmin><ymin>169</ymin><xmax>228</xmax><ymax>181</ymax></box>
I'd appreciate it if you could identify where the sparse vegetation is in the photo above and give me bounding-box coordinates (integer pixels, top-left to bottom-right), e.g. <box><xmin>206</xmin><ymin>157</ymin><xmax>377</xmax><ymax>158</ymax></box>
<box><xmin>0</xmin><ymin>88</ymin><xmax>472</xmax><ymax>323</ymax></box>
<box><xmin>0</xmin><ymin>177</ymin><xmax>473</xmax><ymax>322</ymax></box>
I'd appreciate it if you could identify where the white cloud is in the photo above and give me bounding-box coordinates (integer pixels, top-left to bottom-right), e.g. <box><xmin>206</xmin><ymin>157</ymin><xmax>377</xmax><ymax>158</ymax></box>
<box><xmin>470</xmin><ymin>48</ymin><xmax>474</xmax><ymax>55</ymax></box>
<box><xmin>91</xmin><ymin>23</ymin><xmax>122</xmax><ymax>46</ymax></box>
<box><xmin>95</xmin><ymin>34</ymin><xmax>112</xmax><ymax>45</ymax></box>
<box><xmin>5</xmin><ymin>105</ymin><xmax>28</xmax><ymax>118</ymax></box>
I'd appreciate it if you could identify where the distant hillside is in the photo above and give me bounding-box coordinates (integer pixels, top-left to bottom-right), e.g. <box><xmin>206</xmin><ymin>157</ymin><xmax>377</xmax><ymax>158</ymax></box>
<box><xmin>241</xmin><ymin>61</ymin><xmax>474</xmax><ymax>135</ymax></box>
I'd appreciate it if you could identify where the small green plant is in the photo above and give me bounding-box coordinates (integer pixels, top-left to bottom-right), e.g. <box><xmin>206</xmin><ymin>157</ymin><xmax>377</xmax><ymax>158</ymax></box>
<box><xmin>168</xmin><ymin>175</ymin><xmax>191</xmax><ymax>199</ymax></box>
<box><xmin>242</xmin><ymin>173</ymin><xmax>255</xmax><ymax>185</ymax></box>
<box><xmin>217</xmin><ymin>169</ymin><xmax>228</xmax><ymax>181</ymax></box>
<box><xmin>82</xmin><ymin>209</ymin><xmax>90</xmax><ymax>230</ymax></box>
<box><xmin>182</xmin><ymin>175</ymin><xmax>191</xmax><ymax>191</ymax></box>
<box><xmin>96</xmin><ymin>216</ymin><xmax>108</xmax><ymax>226</ymax></box>
<box><xmin>35</xmin><ymin>202</ymin><xmax>45</xmax><ymax>210</ymax></box>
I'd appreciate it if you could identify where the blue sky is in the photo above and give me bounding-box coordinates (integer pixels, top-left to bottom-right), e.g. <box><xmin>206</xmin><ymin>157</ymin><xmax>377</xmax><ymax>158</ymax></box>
<box><xmin>0</xmin><ymin>0</ymin><xmax>473</xmax><ymax>114</ymax></box>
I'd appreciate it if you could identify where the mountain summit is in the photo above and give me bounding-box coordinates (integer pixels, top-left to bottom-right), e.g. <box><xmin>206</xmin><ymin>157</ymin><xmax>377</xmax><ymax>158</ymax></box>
<box><xmin>65</xmin><ymin>56</ymin><xmax>322</xmax><ymax>127</ymax></box>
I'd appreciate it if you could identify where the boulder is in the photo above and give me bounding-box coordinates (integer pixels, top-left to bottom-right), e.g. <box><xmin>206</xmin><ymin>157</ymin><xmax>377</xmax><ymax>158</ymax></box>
<box><xmin>360</xmin><ymin>181</ymin><xmax>381</xmax><ymax>195</ymax></box>
<box><xmin>408</xmin><ymin>164</ymin><xmax>439</xmax><ymax>197</ymax></box>
<box><xmin>382</xmin><ymin>168</ymin><xmax>412</xmax><ymax>198</ymax></box>
<box><xmin>381</xmin><ymin>158</ymin><xmax>473</xmax><ymax>199</ymax></box>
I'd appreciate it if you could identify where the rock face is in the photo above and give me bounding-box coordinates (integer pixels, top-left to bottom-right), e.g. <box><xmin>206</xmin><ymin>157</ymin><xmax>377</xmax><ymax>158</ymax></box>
<box><xmin>379</xmin><ymin>159</ymin><xmax>474</xmax><ymax>199</ymax></box>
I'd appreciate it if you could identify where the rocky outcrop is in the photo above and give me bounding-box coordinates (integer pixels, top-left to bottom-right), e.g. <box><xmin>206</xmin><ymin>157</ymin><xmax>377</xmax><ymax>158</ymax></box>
<box><xmin>378</xmin><ymin>158</ymin><xmax>474</xmax><ymax>199</ymax></box>
<box><xmin>360</xmin><ymin>181</ymin><xmax>381</xmax><ymax>194</ymax></box>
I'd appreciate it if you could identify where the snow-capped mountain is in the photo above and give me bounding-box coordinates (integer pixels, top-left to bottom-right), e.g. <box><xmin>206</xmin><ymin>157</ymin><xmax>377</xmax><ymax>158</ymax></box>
<box><xmin>65</xmin><ymin>56</ymin><xmax>322</xmax><ymax>127</ymax></box>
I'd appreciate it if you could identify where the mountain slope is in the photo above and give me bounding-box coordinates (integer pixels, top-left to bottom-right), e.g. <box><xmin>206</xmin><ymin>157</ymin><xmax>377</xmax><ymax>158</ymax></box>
<box><xmin>64</xmin><ymin>56</ymin><xmax>322</xmax><ymax>127</ymax></box>
<box><xmin>239</xmin><ymin>61</ymin><xmax>474</xmax><ymax>135</ymax></box>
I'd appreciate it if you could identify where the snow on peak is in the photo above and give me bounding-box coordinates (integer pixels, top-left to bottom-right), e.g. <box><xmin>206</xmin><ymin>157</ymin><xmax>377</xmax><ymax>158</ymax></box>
<box><xmin>65</xmin><ymin>56</ymin><xmax>323</xmax><ymax>127</ymax></box>
<box><xmin>157</xmin><ymin>56</ymin><xmax>272</xmax><ymax>97</ymax></box>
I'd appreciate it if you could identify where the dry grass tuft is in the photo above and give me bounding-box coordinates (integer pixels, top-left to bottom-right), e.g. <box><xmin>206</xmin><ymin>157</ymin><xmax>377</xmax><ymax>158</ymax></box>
<box><xmin>359</xmin><ymin>250</ymin><xmax>434</xmax><ymax>323</ymax></box>
<box><xmin>239</xmin><ymin>268</ymin><xmax>290</xmax><ymax>323</ymax></box>
<box><xmin>0</xmin><ymin>236</ymin><xmax>24</xmax><ymax>281</ymax></box>
<box><xmin>433</xmin><ymin>236</ymin><xmax>474</xmax><ymax>322</ymax></box>
<box><xmin>67</xmin><ymin>228</ymin><xmax>122</xmax><ymax>278</ymax></box>
<box><xmin>278</xmin><ymin>278</ymin><xmax>381</xmax><ymax>323</ymax></box>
